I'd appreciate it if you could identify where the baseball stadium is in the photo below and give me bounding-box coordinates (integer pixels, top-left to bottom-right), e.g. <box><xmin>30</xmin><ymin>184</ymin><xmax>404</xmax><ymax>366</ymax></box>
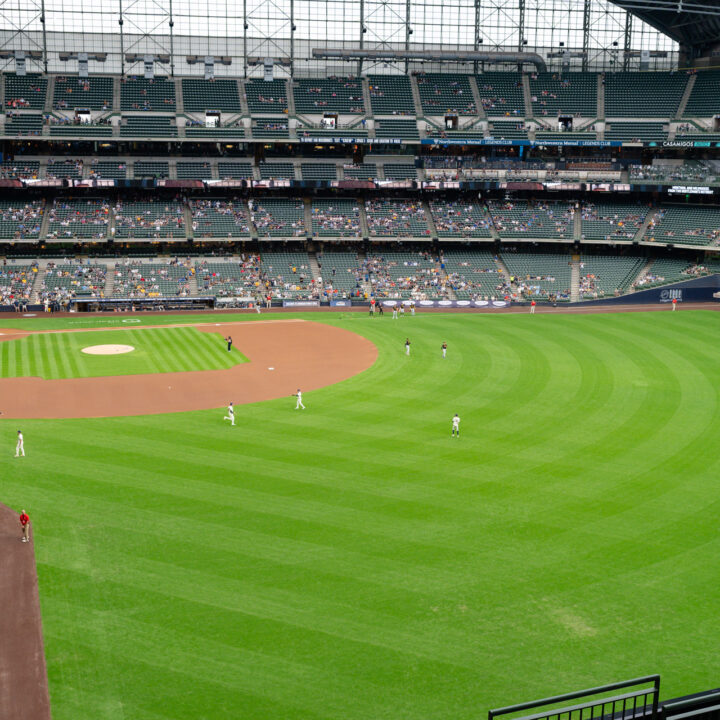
<box><xmin>1</xmin><ymin>0</ymin><xmax>720</xmax><ymax>717</ymax></box>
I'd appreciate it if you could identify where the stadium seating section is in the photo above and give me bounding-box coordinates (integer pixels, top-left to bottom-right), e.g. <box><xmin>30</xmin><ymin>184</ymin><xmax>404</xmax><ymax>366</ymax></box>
<box><xmin>0</xmin><ymin>202</ymin><xmax>43</xmax><ymax>239</ymax></box>
<box><xmin>578</xmin><ymin>255</ymin><xmax>645</xmax><ymax>297</ymax></box>
<box><xmin>365</xmin><ymin>200</ymin><xmax>430</xmax><ymax>237</ymax></box>
<box><xmin>49</xmin><ymin>122</ymin><xmax>113</xmax><ymax>137</ymax></box>
<box><xmin>89</xmin><ymin>161</ymin><xmax>128</xmax><ymax>179</ymax></box>
<box><xmin>53</xmin><ymin>76</ymin><xmax>113</xmax><ymax>110</ymax></box>
<box><xmin>121</xmin><ymin>116</ymin><xmax>177</xmax><ymax>137</ymax></box>
<box><xmin>47</xmin><ymin>198</ymin><xmax>110</xmax><ymax>239</ymax></box>
<box><xmin>365</xmin><ymin>251</ymin><xmax>445</xmax><ymax>299</ymax></box>
<box><xmin>5</xmin><ymin>114</ymin><xmax>43</xmax><ymax>136</ymax></box>
<box><xmin>647</xmin><ymin>206</ymin><xmax>720</xmax><ymax>246</ymax></box>
<box><xmin>605</xmin><ymin>72</ymin><xmax>687</xmax><ymax>117</ymax></box>
<box><xmin>196</xmin><ymin>257</ymin><xmax>261</xmax><ymax>297</ymax></box>
<box><xmin>191</xmin><ymin>199</ymin><xmax>251</xmax><ymax>238</ymax></box>
<box><xmin>244</xmin><ymin>79</ymin><xmax>287</xmax><ymax>113</ymax></box>
<box><xmin>113</xmin><ymin>200</ymin><xmax>186</xmax><ymax>239</ymax></box>
<box><xmin>416</xmin><ymin>74</ymin><xmax>476</xmax><ymax>115</ymax></box>
<box><xmin>383</xmin><ymin>163</ymin><xmax>418</xmax><ymax>180</ymax></box>
<box><xmin>311</xmin><ymin>200</ymin><xmax>361</xmax><ymax>238</ymax></box>
<box><xmin>177</xmin><ymin>161</ymin><xmax>213</xmax><ymax>179</ymax></box>
<box><xmin>580</xmin><ymin>203</ymin><xmax>648</xmax><ymax>241</ymax></box>
<box><xmin>5</xmin><ymin>74</ymin><xmax>47</xmax><ymax>110</ymax></box>
<box><xmin>683</xmin><ymin>71</ymin><xmax>720</xmax><ymax>117</ymax></box>
<box><xmin>605</xmin><ymin>122</ymin><xmax>666</xmax><ymax>142</ymax></box>
<box><xmin>250</xmin><ymin>199</ymin><xmax>306</xmax><ymax>237</ymax></box>
<box><xmin>134</xmin><ymin>161</ymin><xmax>169</xmax><ymax>178</ymax></box>
<box><xmin>477</xmin><ymin>73</ymin><xmax>525</xmax><ymax>116</ymax></box>
<box><xmin>343</xmin><ymin>163</ymin><xmax>377</xmax><ymax>180</ymax></box>
<box><xmin>0</xmin><ymin>263</ymin><xmax>38</xmax><ymax>302</ymax></box>
<box><xmin>121</xmin><ymin>76</ymin><xmax>176</xmax><ymax>111</ymax></box>
<box><xmin>258</xmin><ymin>162</ymin><xmax>294</xmax><ymax>180</ymax></box>
<box><xmin>502</xmin><ymin>252</ymin><xmax>572</xmax><ymax>299</ymax></box>
<box><xmin>490</xmin><ymin>121</ymin><xmax>527</xmax><ymax>139</ymax></box>
<box><xmin>442</xmin><ymin>250</ymin><xmax>505</xmax><ymax>298</ymax></box>
<box><xmin>430</xmin><ymin>200</ymin><xmax>494</xmax><ymax>238</ymax></box>
<box><xmin>40</xmin><ymin>264</ymin><xmax>106</xmax><ymax>300</ymax></box>
<box><xmin>301</xmin><ymin>163</ymin><xmax>337</xmax><ymax>181</ymax></box>
<box><xmin>374</xmin><ymin>119</ymin><xmax>419</xmax><ymax>139</ymax></box>
<box><xmin>218</xmin><ymin>161</ymin><xmax>254</xmax><ymax>179</ymax></box>
<box><xmin>252</xmin><ymin>118</ymin><xmax>289</xmax><ymax>138</ymax></box>
<box><xmin>530</xmin><ymin>73</ymin><xmax>597</xmax><ymax>117</ymax></box>
<box><xmin>488</xmin><ymin>200</ymin><xmax>574</xmax><ymax>239</ymax></box>
<box><xmin>316</xmin><ymin>251</ymin><xmax>362</xmax><ymax>294</ymax></box>
<box><xmin>294</xmin><ymin>77</ymin><xmax>364</xmax><ymax>114</ymax></box>
<box><xmin>46</xmin><ymin>160</ymin><xmax>83</xmax><ymax>179</ymax></box>
<box><xmin>368</xmin><ymin>75</ymin><xmax>415</xmax><ymax>116</ymax></box>
<box><xmin>0</xmin><ymin>161</ymin><xmax>39</xmax><ymax>178</ymax></box>
<box><xmin>182</xmin><ymin>79</ymin><xmax>241</xmax><ymax>112</ymax></box>
<box><xmin>113</xmin><ymin>262</ymin><xmax>194</xmax><ymax>296</ymax></box>
<box><xmin>260</xmin><ymin>251</ymin><xmax>314</xmax><ymax>297</ymax></box>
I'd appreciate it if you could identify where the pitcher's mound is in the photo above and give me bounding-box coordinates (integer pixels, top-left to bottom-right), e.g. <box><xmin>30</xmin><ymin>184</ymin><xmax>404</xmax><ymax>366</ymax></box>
<box><xmin>81</xmin><ymin>344</ymin><xmax>135</xmax><ymax>355</ymax></box>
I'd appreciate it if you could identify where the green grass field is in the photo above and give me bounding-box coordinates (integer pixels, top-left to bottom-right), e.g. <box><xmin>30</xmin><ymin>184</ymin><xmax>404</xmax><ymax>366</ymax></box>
<box><xmin>0</xmin><ymin>326</ymin><xmax>245</xmax><ymax>378</ymax></box>
<box><xmin>1</xmin><ymin>310</ymin><xmax>719</xmax><ymax>720</ymax></box>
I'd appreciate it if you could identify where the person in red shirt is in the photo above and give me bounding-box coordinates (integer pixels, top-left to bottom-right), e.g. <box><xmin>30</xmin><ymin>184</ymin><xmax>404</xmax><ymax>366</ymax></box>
<box><xmin>19</xmin><ymin>509</ymin><xmax>30</xmax><ymax>543</ymax></box>
<box><xmin>672</xmin><ymin>297</ymin><xmax>677</xmax><ymax>312</ymax></box>
<box><xmin>530</xmin><ymin>300</ymin><xmax>536</xmax><ymax>314</ymax></box>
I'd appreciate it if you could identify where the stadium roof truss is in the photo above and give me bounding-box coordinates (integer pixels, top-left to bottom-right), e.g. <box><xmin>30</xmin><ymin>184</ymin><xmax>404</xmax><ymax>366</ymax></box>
<box><xmin>0</xmin><ymin>0</ymin><xmax>684</xmax><ymax>77</ymax></box>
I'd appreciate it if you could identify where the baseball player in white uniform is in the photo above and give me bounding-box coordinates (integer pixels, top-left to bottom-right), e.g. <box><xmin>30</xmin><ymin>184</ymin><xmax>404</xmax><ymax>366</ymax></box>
<box><xmin>223</xmin><ymin>402</ymin><xmax>235</xmax><ymax>426</ymax></box>
<box><xmin>15</xmin><ymin>430</ymin><xmax>24</xmax><ymax>457</ymax></box>
<box><xmin>451</xmin><ymin>414</ymin><xmax>460</xmax><ymax>438</ymax></box>
<box><xmin>405</xmin><ymin>338</ymin><xmax>411</xmax><ymax>355</ymax></box>
<box><xmin>392</xmin><ymin>306</ymin><xmax>398</xmax><ymax>319</ymax></box>
<box><xmin>295</xmin><ymin>389</ymin><xmax>306</xmax><ymax>409</ymax></box>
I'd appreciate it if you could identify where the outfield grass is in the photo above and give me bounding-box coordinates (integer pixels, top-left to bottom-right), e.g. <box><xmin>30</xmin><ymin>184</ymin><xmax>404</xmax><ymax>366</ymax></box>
<box><xmin>1</xmin><ymin>310</ymin><xmax>720</xmax><ymax>720</ymax></box>
<box><xmin>0</xmin><ymin>326</ymin><xmax>246</xmax><ymax>379</ymax></box>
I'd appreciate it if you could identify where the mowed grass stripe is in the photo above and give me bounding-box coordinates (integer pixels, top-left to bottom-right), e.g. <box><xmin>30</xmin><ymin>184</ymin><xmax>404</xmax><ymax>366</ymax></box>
<box><xmin>44</xmin><ymin>331</ymin><xmax>64</xmax><ymax>380</ymax></box>
<box><xmin>174</xmin><ymin>327</ymin><xmax>216</xmax><ymax>371</ymax></box>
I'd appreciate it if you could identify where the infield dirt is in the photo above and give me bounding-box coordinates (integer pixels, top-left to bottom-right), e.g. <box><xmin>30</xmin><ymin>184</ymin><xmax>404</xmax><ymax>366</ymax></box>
<box><xmin>0</xmin><ymin>319</ymin><xmax>377</xmax><ymax>419</ymax></box>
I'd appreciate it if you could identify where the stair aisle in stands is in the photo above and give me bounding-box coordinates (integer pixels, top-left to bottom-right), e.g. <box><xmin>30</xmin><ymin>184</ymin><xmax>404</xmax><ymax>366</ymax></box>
<box><xmin>634</xmin><ymin>207</ymin><xmax>660</xmax><ymax>242</ymax></box>
<box><xmin>493</xmin><ymin>254</ymin><xmax>512</xmax><ymax>286</ymax></box>
<box><xmin>570</xmin><ymin>257</ymin><xmax>581</xmax><ymax>302</ymax></box>
<box><xmin>358</xmin><ymin>201</ymin><xmax>370</xmax><ymax>238</ymax></box>
<box><xmin>30</xmin><ymin>265</ymin><xmax>47</xmax><ymax>303</ymax></box>
<box><xmin>574</xmin><ymin>207</ymin><xmax>582</xmax><ymax>241</ymax></box>
<box><xmin>103</xmin><ymin>265</ymin><xmax>114</xmax><ymax>297</ymax></box>
<box><xmin>175</xmin><ymin>78</ymin><xmax>184</xmax><ymax>113</ymax></box>
<box><xmin>409</xmin><ymin>76</ymin><xmax>424</xmax><ymax>118</ymax></box>
<box><xmin>597</xmin><ymin>74</ymin><xmax>605</xmax><ymax>119</ymax></box>
<box><xmin>468</xmin><ymin>77</ymin><xmax>486</xmax><ymax>120</ymax></box>
<box><xmin>304</xmin><ymin>199</ymin><xmax>313</xmax><ymax>240</ymax></box>
<box><xmin>362</xmin><ymin>78</ymin><xmax>374</xmax><ymax>119</ymax></box>
<box><xmin>676</xmin><ymin>74</ymin><xmax>696</xmax><ymax>119</ymax></box>
<box><xmin>188</xmin><ymin>268</ymin><xmax>199</xmax><ymax>297</ymax></box>
<box><xmin>633</xmin><ymin>258</ymin><xmax>654</xmax><ymax>288</ymax></box>
<box><xmin>423</xmin><ymin>199</ymin><xmax>438</xmax><ymax>238</ymax></box>
<box><xmin>308</xmin><ymin>251</ymin><xmax>322</xmax><ymax>282</ymax></box>
<box><xmin>184</xmin><ymin>206</ymin><xmax>194</xmax><ymax>239</ymax></box>
<box><xmin>522</xmin><ymin>74</ymin><xmax>533</xmax><ymax>118</ymax></box>
<box><xmin>112</xmin><ymin>77</ymin><xmax>121</xmax><ymax>113</ymax></box>
<box><xmin>38</xmin><ymin>204</ymin><xmax>51</xmax><ymax>241</ymax></box>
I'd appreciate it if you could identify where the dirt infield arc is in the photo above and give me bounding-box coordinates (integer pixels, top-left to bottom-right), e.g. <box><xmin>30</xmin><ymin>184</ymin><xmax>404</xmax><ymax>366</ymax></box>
<box><xmin>0</xmin><ymin>320</ymin><xmax>378</xmax><ymax>419</ymax></box>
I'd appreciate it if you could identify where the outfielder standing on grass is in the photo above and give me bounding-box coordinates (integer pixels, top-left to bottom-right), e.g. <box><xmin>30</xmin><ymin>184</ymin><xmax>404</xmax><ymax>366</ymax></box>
<box><xmin>452</xmin><ymin>414</ymin><xmax>460</xmax><ymax>438</ymax></box>
<box><xmin>223</xmin><ymin>402</ymin><xmax>235</xmax><ymax>426</ymax></box>
<box><xmin>405</xmin><ymin>338</ymin><xmax>411</xmax><ymax>356</ymax></box>
<box><xmin>295</xmin><ymin>389</ymin><xmax>306</xmax><ymax>409</ymax></box>
<box><xmin>19</xmin><ymin>509</ymin><xmax>30</xmax><ymax>542</ymax></box>
<box><xmin>442</xmin><ymin>342</ymin><xmax>447</xmax><ymax>358</ymax></box>
<box><xmin>15</xmin><ymin>430</ymin><xmax>24</xmax><ymax>457</ymax></box>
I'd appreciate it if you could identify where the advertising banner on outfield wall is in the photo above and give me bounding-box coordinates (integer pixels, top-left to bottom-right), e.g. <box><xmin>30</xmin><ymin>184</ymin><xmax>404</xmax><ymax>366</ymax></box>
<box><xmin>282</xmin><ymin>300</ymin><xmax>321</xmax><ymax>307</ymax></box>
<box><xmin>330</xmin><ymin>300</ymin><xmax>353</xmax><ymax>306</ymax></box>
<box><xmin>380</xmin><ymin>299</ymin><xmax>510</xmax><ymax>309</ymax></box>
